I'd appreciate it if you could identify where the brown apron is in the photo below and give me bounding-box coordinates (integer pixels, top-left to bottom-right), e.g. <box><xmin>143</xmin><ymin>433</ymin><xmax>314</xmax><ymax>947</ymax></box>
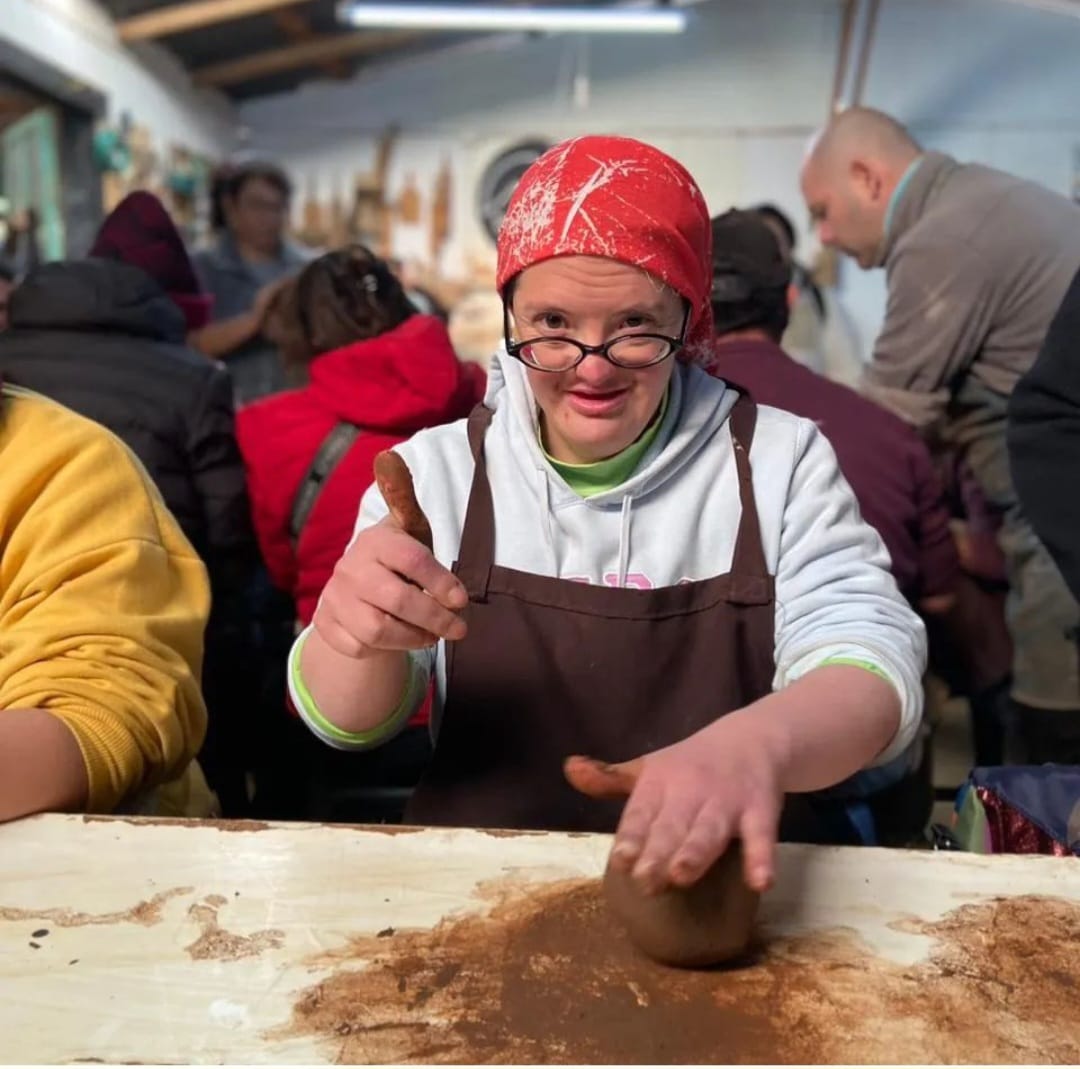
<box><xmin>405</xmin><ymin>395</ymin><xmax>831</xmax><ymax>838</ymax></box>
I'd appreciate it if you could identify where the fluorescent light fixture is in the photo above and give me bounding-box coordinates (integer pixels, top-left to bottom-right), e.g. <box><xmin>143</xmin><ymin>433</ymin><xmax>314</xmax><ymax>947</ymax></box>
<box><xmin>337</xmin><ymin>2</ymin><xmax>688</xmax><ymax>34</ymax></box>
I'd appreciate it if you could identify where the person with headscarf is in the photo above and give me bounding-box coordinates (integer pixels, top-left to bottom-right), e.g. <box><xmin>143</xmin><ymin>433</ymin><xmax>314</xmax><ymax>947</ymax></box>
<box><xmin>0</xmin><ymin>191</ymin><xmax>258</xmax><ymax>814</ymax></box>
<box><xmin>289</xmin><ymin>136</ymin><xmax>926</xmax><ymax>894</ymax></box>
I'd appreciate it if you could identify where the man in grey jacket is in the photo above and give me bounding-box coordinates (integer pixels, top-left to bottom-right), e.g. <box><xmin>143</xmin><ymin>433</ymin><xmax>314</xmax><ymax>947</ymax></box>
<box><xmin>800</xmin><ymin>106</ymin><xmax>1080</xmax><ymax>764</ymax></box>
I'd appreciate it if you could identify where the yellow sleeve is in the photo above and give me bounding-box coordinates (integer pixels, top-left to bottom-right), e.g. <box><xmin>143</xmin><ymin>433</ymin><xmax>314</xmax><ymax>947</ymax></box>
<box><xmin>0</xmin><ymin>390</ymin><xmax>210</xmax><ymax>812</ymax></box>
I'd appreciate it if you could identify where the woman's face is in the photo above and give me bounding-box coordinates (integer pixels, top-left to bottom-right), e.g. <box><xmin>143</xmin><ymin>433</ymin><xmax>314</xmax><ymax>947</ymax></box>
<box><xmin>509</xmin><ymin>256</ymin><xmax>684</xmax><ymax>464</ymax></box>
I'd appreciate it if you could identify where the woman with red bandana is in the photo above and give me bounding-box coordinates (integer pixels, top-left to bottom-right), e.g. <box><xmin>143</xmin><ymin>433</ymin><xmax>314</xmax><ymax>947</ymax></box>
<box><xmin>289</xmin><ymin>137</ymin><xmax>926</xmax><ymax>894</ymax></box>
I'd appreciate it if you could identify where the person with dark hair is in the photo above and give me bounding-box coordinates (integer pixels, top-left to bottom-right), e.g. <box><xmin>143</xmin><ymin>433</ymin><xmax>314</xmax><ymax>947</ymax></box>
<box><xmin>0</xmin><ymin>191</ymin><xmax>258</xmax><ymax>812</ymax></box>
<box><xmin>192</xmin><ymin>160</ymin><xmax>309</xmax><ymax>404</ymax></box>
<box><xmin>235</xmin><ymin>245</ymin><xmax>483</xmax><ymax>818</ymax></box>
<box><xmin>708</xmin><ymin>208</ymin><xmax>957</xmax><ymax>619</ymax></box>
<box><xmin>237</xmin><ymin>245</ymin><xmax>483</xmax><ymax>628</ymax></box>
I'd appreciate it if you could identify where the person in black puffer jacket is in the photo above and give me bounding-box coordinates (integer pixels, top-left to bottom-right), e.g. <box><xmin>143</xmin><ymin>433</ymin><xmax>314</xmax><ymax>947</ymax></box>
<box><xmin>0</xmin><ymin>192</ymin><xmax>258</xmax><ymax>814</ymax></box>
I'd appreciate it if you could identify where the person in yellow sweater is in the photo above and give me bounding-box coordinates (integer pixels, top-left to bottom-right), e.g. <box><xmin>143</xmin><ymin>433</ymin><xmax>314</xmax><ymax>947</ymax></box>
<box><xmin>0</xmin><ymin>383</ymin><xmax>209</xmax><ymax>821</ymax></box>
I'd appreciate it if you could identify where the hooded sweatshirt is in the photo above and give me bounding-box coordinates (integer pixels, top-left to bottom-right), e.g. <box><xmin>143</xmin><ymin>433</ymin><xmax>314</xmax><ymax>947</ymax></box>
<box><xmin>293</xmin><ymin>349</ymin><xmax>927</xmax><ymax>769</ymax></box>
<box><xmin>236</xmin><ymin>313</ymin><xmax>483</xmax><ymax>625</ymax></box>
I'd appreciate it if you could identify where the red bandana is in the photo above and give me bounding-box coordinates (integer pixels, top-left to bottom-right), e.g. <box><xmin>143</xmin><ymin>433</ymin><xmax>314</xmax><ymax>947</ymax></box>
<box><xmin>495</xmin><ymin>135</ymin><xmax>714</xmax><ymax>359</ymax></box>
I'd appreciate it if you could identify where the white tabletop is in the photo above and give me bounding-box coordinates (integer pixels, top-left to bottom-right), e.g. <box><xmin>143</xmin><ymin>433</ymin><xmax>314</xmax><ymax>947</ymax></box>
<box><xmin>0</xmin><ymin>813</ymin><xmax>1077</xmax><ymax>1064</ymax></box>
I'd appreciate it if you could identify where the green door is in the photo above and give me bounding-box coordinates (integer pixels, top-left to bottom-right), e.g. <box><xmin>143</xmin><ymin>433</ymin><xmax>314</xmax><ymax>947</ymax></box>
<box><xmin>2</xmin><ymin>106</ymin><xmax>65</xmax><ymax>260</ymax></box>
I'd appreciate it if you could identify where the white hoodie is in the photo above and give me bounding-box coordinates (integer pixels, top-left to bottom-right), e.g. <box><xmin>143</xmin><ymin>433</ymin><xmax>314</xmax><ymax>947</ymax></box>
<box><xmin>295</xmin><ymin>350</ymin><xmax>927</xmax><ymax>768</ymax></box>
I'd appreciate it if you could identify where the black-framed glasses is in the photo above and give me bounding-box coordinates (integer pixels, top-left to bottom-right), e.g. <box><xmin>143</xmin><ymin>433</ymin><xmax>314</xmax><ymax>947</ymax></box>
<box><xmin>503</xmin><ymin>302</ymin><xmax>690</xmax><ymax>373</ymax></box>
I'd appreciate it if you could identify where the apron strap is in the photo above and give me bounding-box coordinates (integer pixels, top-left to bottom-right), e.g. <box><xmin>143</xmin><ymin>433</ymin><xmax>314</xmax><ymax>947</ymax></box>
<box><xmin>728</xmin><ymin>393</ymin><xmax>772</xmax><ymax>605</ymax></box>
<box><xmin>455</xmin><ymin>403</ymin><xmax>497</xmax><ymax>600</ymax></box>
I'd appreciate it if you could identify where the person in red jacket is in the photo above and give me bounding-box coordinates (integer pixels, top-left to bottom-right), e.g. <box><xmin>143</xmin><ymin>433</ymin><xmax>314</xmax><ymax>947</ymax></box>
<box><xmin>236</xmin><ymin>246</ymin><xmax>483</xmax><ymax>820</ymax></box>
<box><xmin>237</xmin><ymin>245</ymin><xmax>483</xmax><ymax>625</ymax></box>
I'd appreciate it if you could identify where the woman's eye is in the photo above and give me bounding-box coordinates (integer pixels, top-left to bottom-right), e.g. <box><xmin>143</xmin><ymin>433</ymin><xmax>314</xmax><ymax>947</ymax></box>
<box><xmin>539</xmin><ymin>313</ymin><xmax>567</xmax><ymax>331</ymax></box>
<box><xmin>620</xmin><ymin>316</ymin><xmax>649</xmax><ymax>330</ymax></box>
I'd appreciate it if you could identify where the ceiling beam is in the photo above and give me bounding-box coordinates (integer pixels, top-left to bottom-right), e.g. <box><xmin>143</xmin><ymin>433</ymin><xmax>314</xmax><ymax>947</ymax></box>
<box><xmin>117</xmin><ymin>0</ymin><xmax>312</xmax><ymax>41</ymax></box>
<box><xmin>192</xmin><ymin>28</ymin><xmax>426</xmax><ymax>87</ymax></box>
<box><xmin>270</xmin><ymin>7</ymin><xmax>351</xmax><ymax>80</ymax></box>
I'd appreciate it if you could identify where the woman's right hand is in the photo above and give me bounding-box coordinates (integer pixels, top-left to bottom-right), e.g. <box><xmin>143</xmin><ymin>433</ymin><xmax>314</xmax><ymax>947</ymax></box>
<box><xmin>313</xmin><ymin>524</ymin><xmax>468</xmax><ymax>660</ymax></box>
<box><xmin>312</xmin><ymin>452</ymin><xmax>468</xmax><ymax>660</ymax></box>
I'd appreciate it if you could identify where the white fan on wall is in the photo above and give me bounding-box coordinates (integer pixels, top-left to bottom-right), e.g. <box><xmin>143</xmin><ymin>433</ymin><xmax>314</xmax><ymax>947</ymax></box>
<box><xmin>476</xmin><ymin>138</ymin><xmax>552</xmax><ymax>244</ymax></box>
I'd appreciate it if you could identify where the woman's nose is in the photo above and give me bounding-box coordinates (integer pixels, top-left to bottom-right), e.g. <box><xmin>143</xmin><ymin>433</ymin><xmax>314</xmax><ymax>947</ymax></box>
<box><xmin>574</xmin><ymin>349</ymin><xmax>621</xmax><ymax>385</ymax></box>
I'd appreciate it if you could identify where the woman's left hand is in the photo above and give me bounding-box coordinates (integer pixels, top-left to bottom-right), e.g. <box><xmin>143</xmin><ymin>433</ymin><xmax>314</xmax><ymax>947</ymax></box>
<box><xmin>564</xmin><ymin>714</ymin><xmax>788</xmax><ymax>896</ymax></box>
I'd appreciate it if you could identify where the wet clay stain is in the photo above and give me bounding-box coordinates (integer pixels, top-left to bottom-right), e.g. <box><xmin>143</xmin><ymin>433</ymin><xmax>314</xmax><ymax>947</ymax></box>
<box><xmin>274</xmin><ymin>880</ymin><xmax>1080</xmax><ymax>1065</ymax></box>
<box><xmin>184</xmin><ymin>894</ymin><xmax>285</xmax><ymax>962</ymax></box>
<box><xmin>0</xmin><ymin>887</ymin><xmax>193</xmax><ymax>929</ymax></box>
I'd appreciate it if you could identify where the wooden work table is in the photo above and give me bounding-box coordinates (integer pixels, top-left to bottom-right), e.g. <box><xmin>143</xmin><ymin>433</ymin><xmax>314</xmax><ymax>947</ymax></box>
<box><xmin>0</xmin><ymin>814</ymin><xmax>1077</xmax><ymax>1064</ymax></box>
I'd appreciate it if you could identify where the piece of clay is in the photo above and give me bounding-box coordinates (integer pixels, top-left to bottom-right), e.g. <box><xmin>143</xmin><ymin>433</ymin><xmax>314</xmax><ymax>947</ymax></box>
<box><xmin>373</xmin><ymin>450</ymin><xmax>433</xmax><ymax>551</ymax></box>
<box><xmin>602</xmin><ymin>844</ymin><xmax>759</xmax><ymax>968</ymax></box>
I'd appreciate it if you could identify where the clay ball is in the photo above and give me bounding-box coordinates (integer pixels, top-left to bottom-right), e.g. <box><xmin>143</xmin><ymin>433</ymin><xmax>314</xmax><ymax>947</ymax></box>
<box><xmin>602</xmin><ymin>844</ymin><xmax>760</xmax><ymax>968</ymax></box>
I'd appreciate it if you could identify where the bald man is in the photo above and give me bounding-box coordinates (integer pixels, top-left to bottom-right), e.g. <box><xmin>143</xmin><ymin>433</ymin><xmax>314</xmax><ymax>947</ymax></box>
<box><xmin>801</xmin><ymin>106</ymin><xmax>1080</xmax><ymax>764</ymax></box>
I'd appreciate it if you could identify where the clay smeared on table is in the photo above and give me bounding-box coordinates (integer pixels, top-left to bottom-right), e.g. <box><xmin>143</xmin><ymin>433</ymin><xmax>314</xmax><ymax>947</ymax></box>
<box><xmin>602</xmin><ymin>844</ymin><xmax>760</xmax><ymax>967</ymax></box>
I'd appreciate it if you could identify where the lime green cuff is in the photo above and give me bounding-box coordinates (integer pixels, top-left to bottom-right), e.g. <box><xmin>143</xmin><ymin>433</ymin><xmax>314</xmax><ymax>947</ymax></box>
<box><xmin>818</xmin><ymin>656</ymin><xmax>892</xmax><ymax>683</ymax></box>
<box><xmin>289</xmin><ymin>632</ymin><xmax>423</xmax><ymax>748</ymax></box>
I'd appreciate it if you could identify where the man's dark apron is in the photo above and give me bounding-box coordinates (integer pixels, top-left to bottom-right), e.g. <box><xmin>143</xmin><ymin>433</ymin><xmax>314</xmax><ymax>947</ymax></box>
<box><xmin>405</xmin><ymin>396</ymin><xmax>837</xmax><ymax>839</ymax></box>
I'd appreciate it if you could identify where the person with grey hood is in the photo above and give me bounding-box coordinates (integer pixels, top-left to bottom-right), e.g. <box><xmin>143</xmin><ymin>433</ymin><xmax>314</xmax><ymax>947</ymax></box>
<box><xmin>290</xmin><ymin>136</ymin><xmax>926</xmax><ymax>897</ymax></box>
<box><xmin>801</xmin><ymin>106</ymin><xmax>1080</xmax><ymax>765</ymax></box>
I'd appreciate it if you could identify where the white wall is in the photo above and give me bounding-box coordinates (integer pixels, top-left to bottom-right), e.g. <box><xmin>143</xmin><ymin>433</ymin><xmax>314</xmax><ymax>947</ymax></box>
<box><xmin>5</xmin><ymin>0</ymin><xmax>237</xmax><ymax>156</ymax></box>
<box><xmin>243</xmin><ymin>0</ymin><xmax>841</xmax><ymax>281</ymax></box>
<box><xmin>242</xmin><ymin>0</ymin><xmax>1080</xmax><ymax>361</ymax></box>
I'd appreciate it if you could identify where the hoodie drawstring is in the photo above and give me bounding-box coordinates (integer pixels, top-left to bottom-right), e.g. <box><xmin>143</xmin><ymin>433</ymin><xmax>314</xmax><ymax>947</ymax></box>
<box><xmin>537</xmin><ymin>468</ymin><xmax>559</xmax><ymax>574</ymax></box>
<box><xmin>617</xmin><ymin>495</ymin><xmax>633</xmax><ymax>588</ymax></box>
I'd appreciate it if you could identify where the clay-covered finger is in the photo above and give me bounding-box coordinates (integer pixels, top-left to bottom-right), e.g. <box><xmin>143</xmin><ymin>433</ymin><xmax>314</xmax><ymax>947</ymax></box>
<box><xmin>374</xmin><ymin>450</ymin><xmax>433</xmax><ymax>550</ymax></box>
<box><xmin>563</xmin><ymin>755</ymin><xmax>643</xmax><ymax>800</ymax></box>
